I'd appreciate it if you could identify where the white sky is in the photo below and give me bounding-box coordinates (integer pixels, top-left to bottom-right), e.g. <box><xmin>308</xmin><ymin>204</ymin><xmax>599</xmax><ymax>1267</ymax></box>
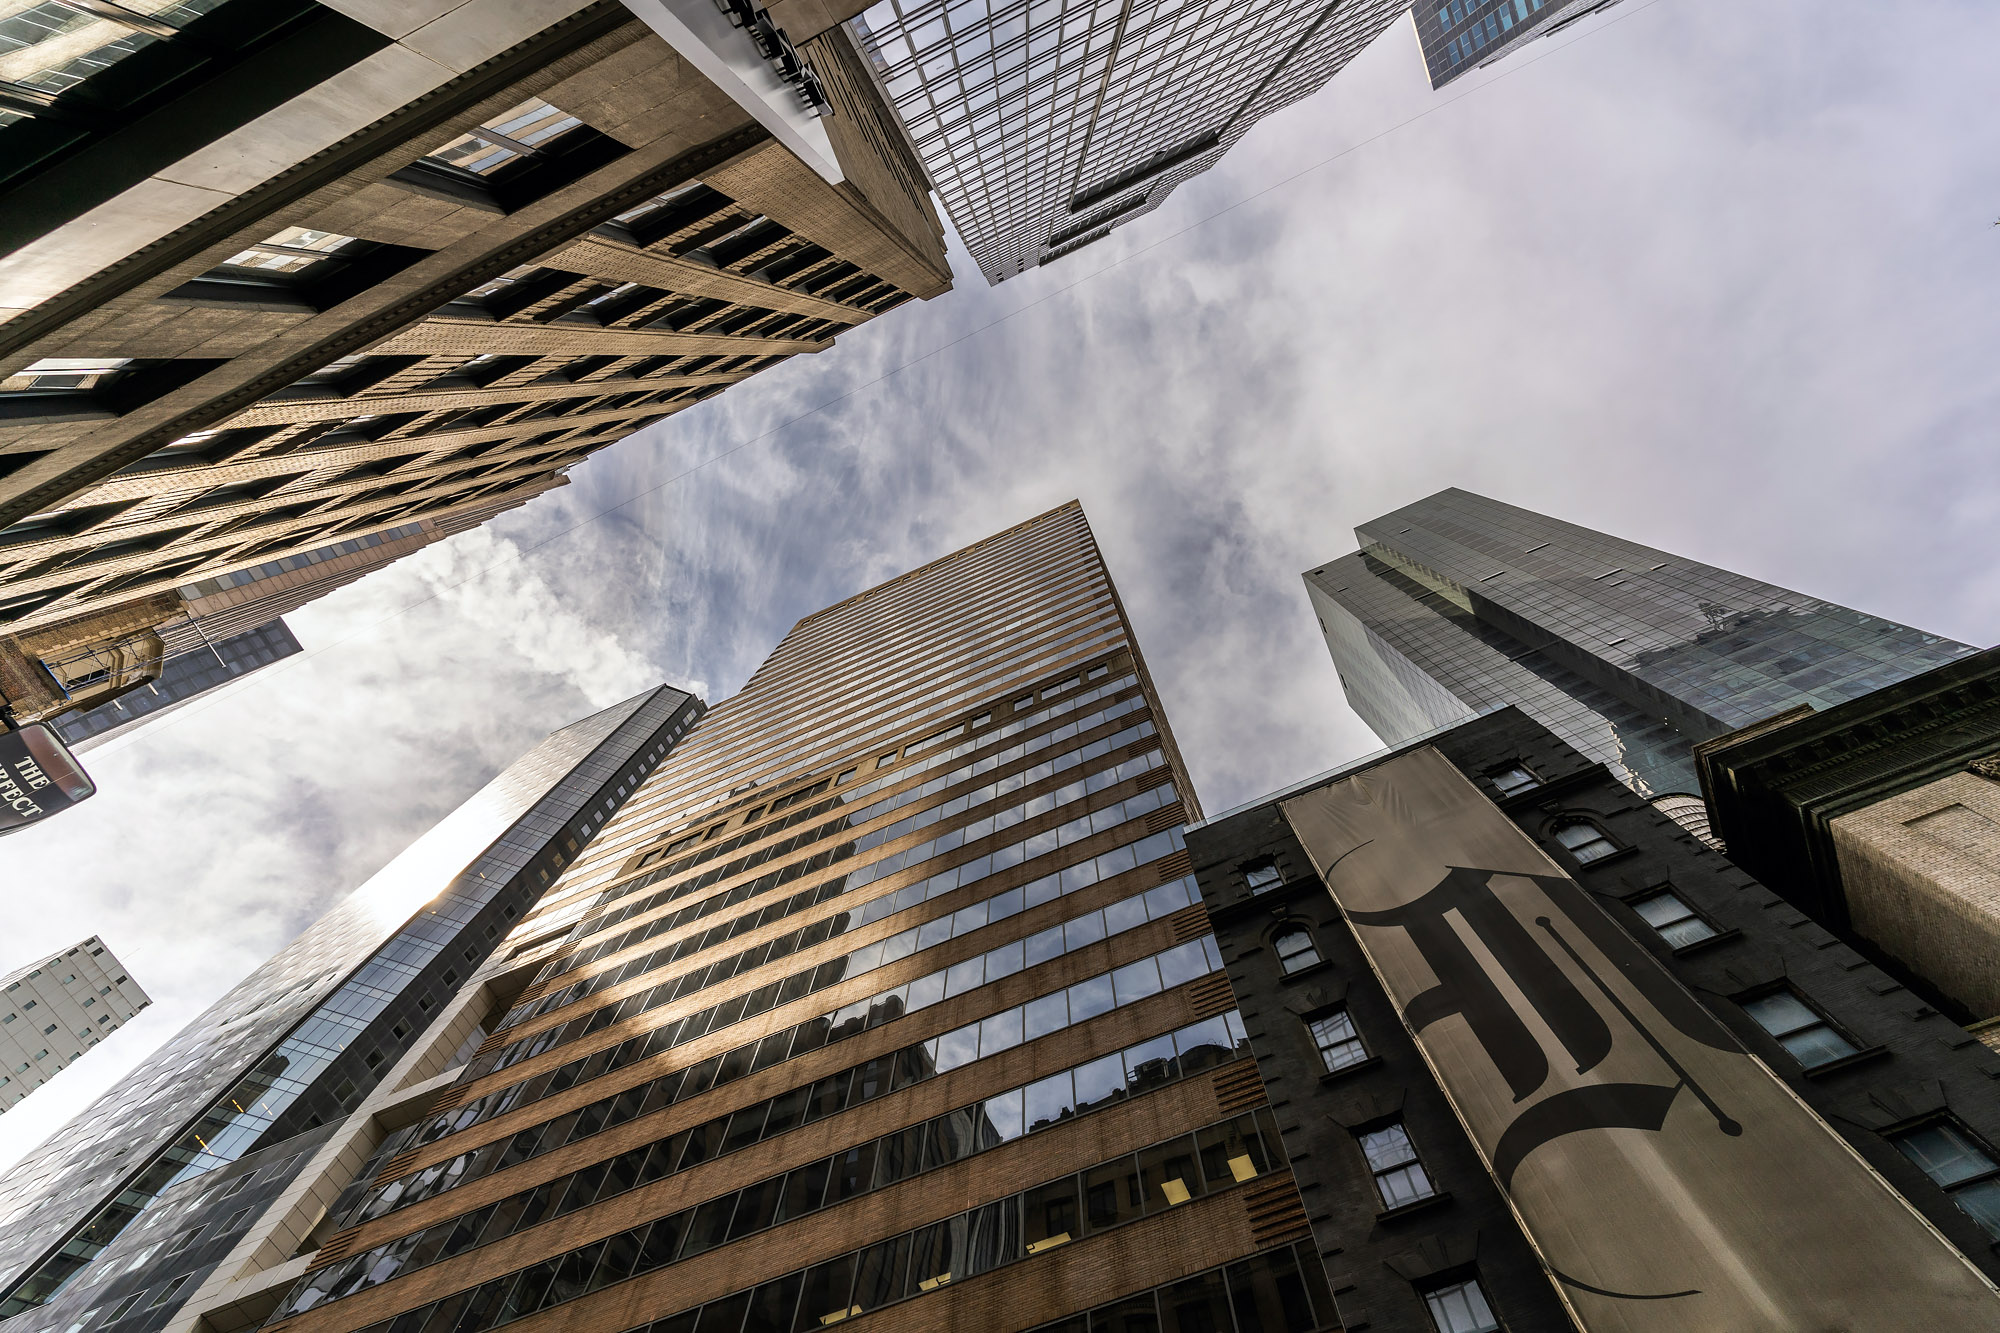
<box><xmin>2</xmin><ymin>0</ymin><xmax>1995</xmax><ymax>1171</ymax></box>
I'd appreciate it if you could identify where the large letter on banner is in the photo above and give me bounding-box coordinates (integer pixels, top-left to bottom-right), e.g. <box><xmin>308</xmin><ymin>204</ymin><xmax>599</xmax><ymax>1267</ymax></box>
<box><xmin>1280</xmin><ymin>746</ymin><xmax>2000</xmax><ymax>1331</ymax></box>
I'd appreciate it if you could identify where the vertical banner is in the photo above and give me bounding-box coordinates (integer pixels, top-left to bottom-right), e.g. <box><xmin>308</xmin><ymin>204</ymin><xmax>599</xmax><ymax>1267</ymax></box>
<box><xmin>1280</xmin><ymin>746</ymin><xmax>2000</xmax><ymax>1331</ymax></box>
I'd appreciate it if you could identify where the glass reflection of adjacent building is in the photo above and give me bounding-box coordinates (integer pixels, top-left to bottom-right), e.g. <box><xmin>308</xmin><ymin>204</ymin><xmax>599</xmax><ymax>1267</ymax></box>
<box><xmin>248</xmin><ymin>503</ymin><xmax>1332</xmax><ymax>1333</ymax></box>
<box><xmin>847</xmin><ymin>0</ymin><xmax>1411</xmax><ymax>284</ymax></box>
<box><xmin>0</xmin><ymin>686</ymin><xmax>701</xmax><ymax>1332</ymax></box>
<box><xmin>1307</xmin><ymin>488</ymin><xmax>1977</xmax><ymax>811</ymax></box>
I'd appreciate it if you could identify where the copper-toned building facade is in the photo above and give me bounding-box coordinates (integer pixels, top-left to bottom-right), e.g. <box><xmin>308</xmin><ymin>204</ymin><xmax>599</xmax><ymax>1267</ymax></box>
<box><xmin>229</xmin><ymin>503</ymin><xmax>1332</xmax><ymax>1333</ymax></box>
<box><xmin>0</xmin><ymin>0</ymin><xmax>949</xmax><ymax>731</ymax></box>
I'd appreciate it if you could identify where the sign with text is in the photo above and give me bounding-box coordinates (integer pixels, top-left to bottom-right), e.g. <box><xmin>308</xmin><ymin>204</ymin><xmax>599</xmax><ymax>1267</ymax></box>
<box><xmin>0</xmin><ymin>724</ymin><xmax>96</xmax><ymax>834</ymax></box>
<box><xmin>1281</xmin><ymin>746</ymin><xmax>2000</xmax><ymax>1330</ymax></box>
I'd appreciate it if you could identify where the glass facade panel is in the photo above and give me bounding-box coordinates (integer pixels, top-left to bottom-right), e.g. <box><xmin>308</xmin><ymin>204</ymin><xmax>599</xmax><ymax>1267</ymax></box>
<box><xmin>1309</xmin><ymin>489</ymin><xmax>1974</xmax><ymax>800</ymax></box>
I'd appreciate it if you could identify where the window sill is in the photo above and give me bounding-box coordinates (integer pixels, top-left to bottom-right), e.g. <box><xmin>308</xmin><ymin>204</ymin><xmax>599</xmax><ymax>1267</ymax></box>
<box><xmin>1800</xmin><ymin>1045</ymin><xmax>1892</xmax><ymax>1080</ymax></box>
<box><xmin>1318</xmin><ymin>1056</ymin><xmax>1382</xmax><ymax>1084</ymax></box>
<box><xmin>1279</xmin><ymin>961</ymin><xmax>1339</xmax><ymax>986</ymax></box>
<box><xmin>1670</xmin><ymin>927</ymin><xmax>1741</xmax><ymax>956</ymax></box>
<box><xmin>1374</xmin><ymin>1192</ymin><xmax>1452</xmax><ymax>1223</ymax></box>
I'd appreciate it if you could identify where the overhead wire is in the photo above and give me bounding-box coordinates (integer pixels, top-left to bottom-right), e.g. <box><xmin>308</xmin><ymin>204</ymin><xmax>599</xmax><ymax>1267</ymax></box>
<box><xmin>80</xmin><ymin>0</ymin><xmax>1667</xmax><ymax>761</ymax></box>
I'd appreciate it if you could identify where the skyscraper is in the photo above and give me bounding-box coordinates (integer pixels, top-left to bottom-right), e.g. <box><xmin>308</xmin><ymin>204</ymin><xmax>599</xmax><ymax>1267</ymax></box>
<box><xmin>0</xmin><ymin>939</ymin><xmax>150</xmax><ymax>1113</ymax></box>
<box><xmin>1306</xmin><ymin>488</ymin><xmax>1977</xmax><ymax>822</ymax></box>
<box><xmin>834</xmin><ymin>0</ymin><xmax>1412</xmax><ymax>283</ymax></box>
<box><xmin>1410</xmin><ymin>0</ymin><xmax>1621</xmax><ymax>89</ymax></box>
<box><xmin>0</xmin><ymin>684</ymin><xmax>702</xmax><ymax>1329</ymax></box>
<box><xmin>50</xmin><ymin>620</ymin><xmax>302</xmax><ymax>751</ymax></box>
<box><xmin>0</xmin><ymin>503</ymin><xmax>1337</xmax><ymax>1333</ymax></box>
<box><xmin>0</xmin><ymin>0</ymin><xmax>951</xmax><ymax>734</ymax></box>
<box><xmin>248</xmin><ymin>502</ymin><xmax>1329</xmax><ymax>1333</ymax></box>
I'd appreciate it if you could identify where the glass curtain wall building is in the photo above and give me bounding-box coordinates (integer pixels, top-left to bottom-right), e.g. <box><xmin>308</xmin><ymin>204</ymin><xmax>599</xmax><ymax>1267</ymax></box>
<box><xmin>847</xmin><ymin>0</ymin><xmax>1410</xmax><ymax>283</ymax></box>
<box><xmin>243</xmin><ymin>502</ymin><xmax>1335</xmax><ymax>1333</ymax></box>
<box><xmin>50</xmin><ymin>619</ymin><xmax>303</xmax><ymax>751</ymax></box>
<box><xmin>1410</xmin><ymin>0</ymin><xmax>1622</xmax><ymax>88</ymax></box>
<box><xmin>1307</xmin><ymin>487</ymin><xmax>1977</xmax><ymax>808</ymax></box>
<box><xmin>0</xmin><ymin>684</ymin><xmax>702</xmax><ymax>1333</ymax></box>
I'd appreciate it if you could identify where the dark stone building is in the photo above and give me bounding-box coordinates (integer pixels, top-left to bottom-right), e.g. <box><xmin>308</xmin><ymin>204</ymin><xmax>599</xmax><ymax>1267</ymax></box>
<box><xmin>1188</xmin><ymin>707</ymin><xmax>2000</xmax><ymax>1331</ymax></box>
<box><xmin>1697</xmin><ymin>645</ymin><xmax>2000</xmax><ymax>1029</ymax></box>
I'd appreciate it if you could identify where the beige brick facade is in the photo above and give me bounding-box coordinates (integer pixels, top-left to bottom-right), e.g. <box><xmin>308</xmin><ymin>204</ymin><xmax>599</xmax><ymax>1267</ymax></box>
<box><xmin>1832</xmin><ymin>771</ymin><xmax>2000</xmax><ymax>1020</ymax></box>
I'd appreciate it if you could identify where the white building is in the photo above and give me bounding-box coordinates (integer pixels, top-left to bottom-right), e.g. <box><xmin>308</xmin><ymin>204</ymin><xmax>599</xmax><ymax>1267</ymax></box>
<box><xmin>0</xmin><ymin>940</ymin><xmax>150</xmax><ymax>1112</ymax></box>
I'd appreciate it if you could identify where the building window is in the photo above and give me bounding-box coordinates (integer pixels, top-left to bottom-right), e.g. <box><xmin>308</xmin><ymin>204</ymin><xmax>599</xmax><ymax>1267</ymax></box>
<box><xmin>1309</xmin><ymin>1009</ymin><xmax>1368</xmax><ymax>1073</ymax></box>
<box><xmin>427</xmin><ymin>99</ymin><xmax>582</xmax><ymax>176</ymax></box>
<box><xmin>1891</xmin><ymin>1122</ymin><xmax>2000</xmax><ymax>1238</ymax></box>
<box><xmin>1628</xmin><ymin>889</ymin><xmax>1718</xmax><ymax>949</ymax></box>
<box><xmin>1551</xmin><ymin>818</ymin><xmax>1618</xmax><ymax>865</ymax></box>
<box><xmin>1486</xmin><ymin>763</ymin><xmax>1539</xmax><ymax>795</ymax></box>
<box><xmin>1</xmin><ymin>357</ymin><xmax>131</xmax><ymax>393</ymax></box>
<box><xmin>1741</xmin><ymin>990</ymin><xmax>1858</xmax><ymax>1069</ymax></box>
<box><xmin>1273</xmin><ymin>928</ymin><xmax>1321</xmax><ymax>975</ymax></box>
<box><xmin>1242</xmin><ymin>858</ymin><xmax>1283</xmax><ymax>893</ymax></box>
<box><xmin>1359</xmin><ymin>1122</ymin><xmax>1436</xmax><ymax>1209</ymax></box>
<box><xmin>215</xmin><ymin>226</ymin><xmax>360</xmax><ymax>277</ymax></box>
<box><xmin>1421</xmin><ymin>1275</ymin><xmax>1502</xmax><ymax>1333</ymax></box>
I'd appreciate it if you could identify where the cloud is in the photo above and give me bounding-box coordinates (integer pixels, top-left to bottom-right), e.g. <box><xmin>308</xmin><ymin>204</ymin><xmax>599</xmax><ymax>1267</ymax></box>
<box><xmin>2</xmin><ymin>0</ymin><xmax>1995</xmax><ymax>1168</ymax></box>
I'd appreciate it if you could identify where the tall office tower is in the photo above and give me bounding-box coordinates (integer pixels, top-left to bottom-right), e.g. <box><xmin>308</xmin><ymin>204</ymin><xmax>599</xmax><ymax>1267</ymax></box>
<box><xmin>0</xmin><ymin>684</ymin><xmax>703</xmax><ymax>1331</ymax></box>
<box><xmin>799</xmin><ymin>0</ymin><xmax>1411</xmax><ymax>283</ymax></box>
<box><xmin>1188</xmin><ymin>708</ymin><xmax>2000</xmax><ymax>1330</ymax></box>
<box><xmin>1307</xmin><ymin>488</ymin><xmax>1977</xmax><ymax>829</ymax></box>
<box><xmin>228</xmin><ymin>503</ymin><xmax>1333</xmax><ymax>1333</ymax></box>
<box><xmin>0</xmin><ymin>0</ymin><xmax>952</xmax><ymax>736</ymax></box>
<box><xmin>1410</xmin><ymin>0</ymin><xmax>1620</xmax><ymax>88</ymax></box>
<box><xmin>50</xmin><ymin>619</ymin><xmax>302</xmax><ymax>751</ymax></box>
<box><xmin>0</xmin><ymin>939</ymin><xmax>151</xmax><ymax>1113</ymax></box>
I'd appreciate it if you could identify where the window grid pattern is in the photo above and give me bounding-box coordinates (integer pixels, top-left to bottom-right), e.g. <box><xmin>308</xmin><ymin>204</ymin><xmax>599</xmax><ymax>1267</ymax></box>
<box><xmin>514</xmin><ymin>743</ymin><xmax>1165</xmax><ymax>1030</ymax></box>
<box><xmin>276</xmin><ymin>1009</ymin><xmax>1249</xmax><ymax>1318</ymax></box>
<box><xmin>848</xmin><ymin>0</ymin><xmax>1409</xmax><ymax>282</ymax></box>
<box><xmin>1313</xmin><ymin>489</ymin><xmax>1975</xmax><ymax>798</ymax></box>
<box><xmin>315</xmin><ymin>1113</ymin><xmax>1289</xmax><ymax>1333</ymax></box>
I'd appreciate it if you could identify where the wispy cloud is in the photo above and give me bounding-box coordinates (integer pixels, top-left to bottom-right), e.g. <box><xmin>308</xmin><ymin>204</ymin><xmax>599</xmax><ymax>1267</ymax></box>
<box><xmin>2</xmin><ymin>0</ymin><xmax>1994</xmax><ymax>1167</ymax></box>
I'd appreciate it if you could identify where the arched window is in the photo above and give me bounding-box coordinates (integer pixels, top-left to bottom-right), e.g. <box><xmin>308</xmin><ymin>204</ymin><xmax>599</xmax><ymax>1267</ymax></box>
<box><xmin>1274</xmin><ymin>927</ymin><xmax>1321</xmax><ymax>974</ymax></box>
<box><xmin>1552</xmin><ymin>818</ymin><xmax>1618</xmax><ymax>865</ymax></box>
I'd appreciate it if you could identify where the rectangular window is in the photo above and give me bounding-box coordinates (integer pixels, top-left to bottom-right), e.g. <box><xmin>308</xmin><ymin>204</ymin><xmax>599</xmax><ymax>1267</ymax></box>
<box><xmin>1422</xmin><ymin>1276</ymin><xmax>1502</xmax><ymax>1333</ymax></box>
<box><xmin>1359</xmin><ymin>1122</ymin><xmax>1435</xmax><ymax>1209</ymax></box>
<box><xmin>1891</xmin><ymin>1122</ymin><xmax>2000</xmax><ymax>1238</ymax></box>
<box><xmin>1553</xmin><ymin>821</ymin><xmax>1618</xmax><ymax>865</ymax></box>
<box><xmin>1742</xmin><ymin>991</ymin><xmax>1858</xmax><ymax>1069</ymax></box>
<box><xmin>428</xmin><ymin>99</ymin><xmax>581</xmax><ymax>176</ymax></box>
<box><xmin>1486</xmin><ymin>763</ymin><xmax>1538</xmax><ymax>795</ymax></box>
<box><xmin>1242</xmin><ymin>859</ymin><xmax>1282</xmax><ymax>893</ymax></box>
<box><xmin>1309</xmin><ymin>1010</ymin><xmax>1368</xmax><ymax>1073</ymax></box>
<box><xmin>1629</xmin><ymin>889</ymin><xmax>1718</xmax><ymax>949</ymax></box>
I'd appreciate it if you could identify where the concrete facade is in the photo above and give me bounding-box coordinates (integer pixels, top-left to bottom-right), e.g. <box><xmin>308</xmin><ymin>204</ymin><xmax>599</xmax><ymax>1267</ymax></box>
<box><xmin>0</xmin><ymin>938</ymin><xmax>150</xmax><ymax>1113</ymax></box>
